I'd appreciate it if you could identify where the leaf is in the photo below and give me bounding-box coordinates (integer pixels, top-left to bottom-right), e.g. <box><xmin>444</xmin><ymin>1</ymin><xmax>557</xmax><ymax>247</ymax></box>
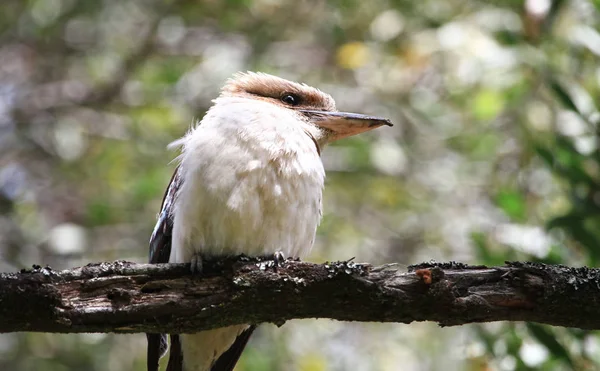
<box><xmin>534</xmin><ymin>145</ymin><xmax>555</xmax><ymax>168</ymax></box>
<box><xmin>535</xmin><ymin>137</ymin><xmax>595</xmax><ymax>186</ymax></box>
<box><xmin>495</xmin><ymin>189</ymin><xmax>526</xmax><ymax>221</ymax></box>
<box><xmin>546</xmin><ymin>212</ymin><xmax>583</xmax><ymax>231</ymax></box>
<box><xmin>548</xmin><ymin>79</ymin><xmax>578</xmax><ymax>113</ymax></box>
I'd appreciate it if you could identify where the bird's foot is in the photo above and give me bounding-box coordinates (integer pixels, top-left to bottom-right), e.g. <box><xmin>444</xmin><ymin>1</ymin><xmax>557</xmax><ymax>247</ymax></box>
<box><xmin>259</xmin><ymin>251</ymin><xmax>285</xmax><ymax>272</ymax></box>
<box><xmin>190</xmin><ymin>254</ymin><xmax>203</xmax><ymax>274</ymax></box>
<box><xmin>233</xmin><ymin>252</ymin><xmax>286</xmax><ymax>271</ymax></box>
<box><xmin>273</xmin><ymin>251</ymin><xmax>285</xmax><ymax>269</ymax></box>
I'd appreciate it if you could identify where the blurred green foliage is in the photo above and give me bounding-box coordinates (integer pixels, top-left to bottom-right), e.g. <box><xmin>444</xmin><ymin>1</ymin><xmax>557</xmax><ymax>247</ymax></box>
<box><xmin>0</xmin><ymin>0</ymin><xmax>599</xmax><ymax>370</ymax></box>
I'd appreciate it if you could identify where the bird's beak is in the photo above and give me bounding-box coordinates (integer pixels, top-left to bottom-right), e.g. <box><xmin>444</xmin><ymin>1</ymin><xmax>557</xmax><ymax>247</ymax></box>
<box><xmin>299</xmin><ymin>110</ymin><xmax>392</xmax><ymax>141</ymax></box>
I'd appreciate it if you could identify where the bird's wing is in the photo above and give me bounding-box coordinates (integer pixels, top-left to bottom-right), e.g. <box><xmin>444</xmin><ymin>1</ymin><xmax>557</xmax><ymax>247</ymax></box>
<box><xmin>210</xmin><ymin>326</ymin><xmax>257</xmax><ymax>371</ymax></box>
<box><xmin>148</xmin><ymin>166</ymin><xmax>182</xmax><ymax>371</ymax></box>
<box><xmin>149</xmin><ymin>166</ymin><xmax>181</xmax><ymax>264</ymax></box>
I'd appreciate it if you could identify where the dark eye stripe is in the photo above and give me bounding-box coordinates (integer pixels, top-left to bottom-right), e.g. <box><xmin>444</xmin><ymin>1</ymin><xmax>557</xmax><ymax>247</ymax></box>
<box><xmin>281</xmin><ymin>93</ymin><xmax>301</xmax><ymax>106</ymax></box>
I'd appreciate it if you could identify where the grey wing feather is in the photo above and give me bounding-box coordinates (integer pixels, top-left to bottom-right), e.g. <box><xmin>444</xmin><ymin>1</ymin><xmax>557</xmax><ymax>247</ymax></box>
<box><xmin>147</xmin><ymin>166</ymin><xmax>182</xmax><ymax>371</ymax></box>
<box><xmin>149</xmin><ymin>166</ymin><xmax>181</xmax><ymax>264</ymax></box>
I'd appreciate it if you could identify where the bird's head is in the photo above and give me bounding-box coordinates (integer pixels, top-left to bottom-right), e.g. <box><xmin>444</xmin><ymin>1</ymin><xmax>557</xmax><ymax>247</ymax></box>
<box><xmin>220</xmin><ymin>72</ymin><xmax>392</xmax><ymax>154</ymax></box>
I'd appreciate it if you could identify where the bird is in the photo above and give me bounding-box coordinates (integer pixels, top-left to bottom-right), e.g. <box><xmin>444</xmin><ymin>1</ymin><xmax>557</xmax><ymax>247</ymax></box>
<box><xmin>147</xmin><ymin>72</ymin><xmax>392</xmax><ymax>371</ymax></box>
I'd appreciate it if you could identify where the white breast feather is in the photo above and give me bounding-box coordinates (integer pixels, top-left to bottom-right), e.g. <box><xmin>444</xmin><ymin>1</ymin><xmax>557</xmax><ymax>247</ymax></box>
<box><xmin>168</xmin><ymin>97</ymin><xmax>325</xmax><ymax>371</ymax></box>
<box><xmin>169</xmin><ymin>97</ymin><xmax>325</xmax><ymax>263</ymax></box>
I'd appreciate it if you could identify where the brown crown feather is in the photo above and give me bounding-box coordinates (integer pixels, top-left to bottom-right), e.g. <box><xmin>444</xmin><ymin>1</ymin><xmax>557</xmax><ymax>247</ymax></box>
<box><xmin>221</xmin><ymin>72</ymin><xmax>337</xmax><ymax>111</ymax></box>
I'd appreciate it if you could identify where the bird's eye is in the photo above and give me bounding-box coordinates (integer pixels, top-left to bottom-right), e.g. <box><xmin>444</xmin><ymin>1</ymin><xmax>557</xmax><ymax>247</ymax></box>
<box><xmin>281</xmin><ymin>94</ymin><xmax>300</xmax><ymax>106</ymax></box>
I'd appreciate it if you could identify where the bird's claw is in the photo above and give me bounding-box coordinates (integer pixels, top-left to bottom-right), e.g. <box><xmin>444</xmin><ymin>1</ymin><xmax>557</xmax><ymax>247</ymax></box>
<box><xmin>273</xmin><ymin>251</ymin><xmax>285</xmax><ymax>266</ymax></box>
<box><xmin>190</xmin><ymin>254</ymin><xmax>203</xmax><ymax>274</ymax></box>
<box><xmin>271</xmin><ymin>251</ymin><xmax>285</xmax><ymax>271</ymax></box>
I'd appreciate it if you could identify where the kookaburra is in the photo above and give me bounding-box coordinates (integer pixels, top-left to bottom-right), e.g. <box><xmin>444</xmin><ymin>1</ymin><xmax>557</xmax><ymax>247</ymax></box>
<box><xmin>147</xmin><ymin>72</ymin><xmax>391</xmax><ymax>371</ymax></box>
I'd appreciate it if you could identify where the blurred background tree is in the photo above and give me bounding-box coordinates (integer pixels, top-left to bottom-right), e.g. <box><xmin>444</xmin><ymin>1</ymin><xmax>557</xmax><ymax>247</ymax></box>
<box><xmin>0</xmin><ymin>0</ymin><xmax>598</xmax><ymax>370</ymax></box>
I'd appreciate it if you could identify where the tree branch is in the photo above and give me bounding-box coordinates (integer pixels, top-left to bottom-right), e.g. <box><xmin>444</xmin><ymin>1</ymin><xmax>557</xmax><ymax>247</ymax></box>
<box><xmin>2</xmin><ymin>259</ymin><xmax>600</xmax><ymax>334</ymax></box>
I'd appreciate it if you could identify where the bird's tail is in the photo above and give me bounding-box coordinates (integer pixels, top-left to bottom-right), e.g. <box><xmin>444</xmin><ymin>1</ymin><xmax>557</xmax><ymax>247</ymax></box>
<box><xmin>147</xmin><ymin>333</ymin><xmax>169</xmax><ymax>371</ymax></box>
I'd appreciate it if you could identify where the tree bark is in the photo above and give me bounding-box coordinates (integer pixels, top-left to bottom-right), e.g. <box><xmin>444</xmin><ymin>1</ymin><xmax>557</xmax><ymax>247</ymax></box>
<box><xmin>1</xmin><ymin>258</ymin><xmax>600</xmax><ymax>334</ymax></box>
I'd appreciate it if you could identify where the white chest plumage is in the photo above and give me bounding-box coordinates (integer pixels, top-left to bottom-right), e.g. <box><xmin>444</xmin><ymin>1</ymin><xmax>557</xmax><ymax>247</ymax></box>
<box><xmin>168</xmin><ymin>98</ymin><xmax>325</xmax><ymax>371</ymax></box>
<box><xmin>169</xmin><ymin>97</ymin><xmax>325</xmax><ymax>264</ymax></box>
